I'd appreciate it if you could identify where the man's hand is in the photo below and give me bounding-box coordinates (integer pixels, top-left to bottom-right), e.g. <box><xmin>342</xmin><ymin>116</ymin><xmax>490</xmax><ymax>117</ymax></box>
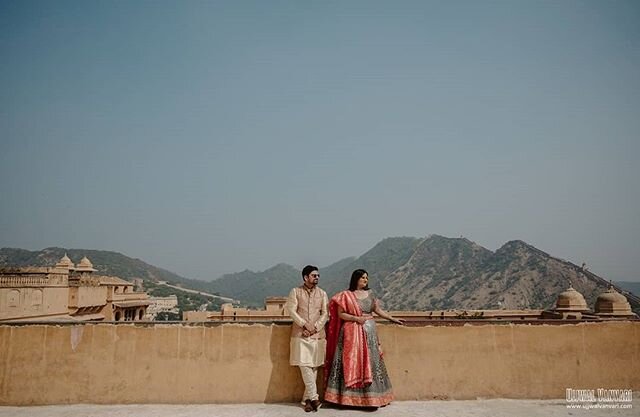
<box><xmin>302</xmin><ymin>329</ymin><xmax>311</xmax><ymax>338</ymax></box>
<box><xmin>304</xmin><ymin>322</ymin><xmax>316</xmax><ymax>334</ymax></box>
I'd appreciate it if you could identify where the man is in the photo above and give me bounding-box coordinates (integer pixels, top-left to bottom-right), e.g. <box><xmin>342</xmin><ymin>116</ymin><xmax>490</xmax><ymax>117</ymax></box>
<box><xmin>285</xmin><ymin>265</ymin><xmax>328</xmax><ymax>412</ymax></box>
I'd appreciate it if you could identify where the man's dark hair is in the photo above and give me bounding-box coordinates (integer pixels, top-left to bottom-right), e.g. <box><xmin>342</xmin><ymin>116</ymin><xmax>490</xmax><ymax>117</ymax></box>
<box><xmin>349</xmin><ymin>269</ymin><xmax>369</xmax><ymax>291</ymax></box>
<box><xmin>302</xmin><ymin>265</ymin><xmax>318</xmax><ymax>279</ymax></box>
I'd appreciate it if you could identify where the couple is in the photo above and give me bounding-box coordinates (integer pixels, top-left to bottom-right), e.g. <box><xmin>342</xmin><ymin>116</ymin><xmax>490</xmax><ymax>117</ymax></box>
<box><xmin>285</xmin><ymin>265</ymin><xmax>404</xmax><ymax>412</ymax></box>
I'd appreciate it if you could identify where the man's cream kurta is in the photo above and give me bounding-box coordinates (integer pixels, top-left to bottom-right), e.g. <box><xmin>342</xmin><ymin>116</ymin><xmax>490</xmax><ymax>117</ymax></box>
<box><xmin>286</xmin><ymin>285</ymin><xmax>329</xmax><ymax>367</ymax></box>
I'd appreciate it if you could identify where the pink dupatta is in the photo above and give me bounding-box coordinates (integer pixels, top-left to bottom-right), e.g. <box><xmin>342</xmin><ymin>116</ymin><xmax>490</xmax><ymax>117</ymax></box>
<box><xmin>325</xmin><ymin>290</ymin><xmax>372</xmax><ymax>389</ymax></box>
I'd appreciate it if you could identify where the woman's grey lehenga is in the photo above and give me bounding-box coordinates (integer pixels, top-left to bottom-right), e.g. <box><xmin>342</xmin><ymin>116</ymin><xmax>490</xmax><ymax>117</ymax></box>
<box><xmin>324</xmin><ymin>292</ymin><xmax>394</xmax><ymax>407</ymax></box>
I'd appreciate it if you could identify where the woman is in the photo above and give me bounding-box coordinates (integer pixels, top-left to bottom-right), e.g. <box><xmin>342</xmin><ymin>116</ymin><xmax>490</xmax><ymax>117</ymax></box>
<box><xmin>324</xmin><ymin>269</ymin><xmax>404</xmax><ymax>408</ymax></box>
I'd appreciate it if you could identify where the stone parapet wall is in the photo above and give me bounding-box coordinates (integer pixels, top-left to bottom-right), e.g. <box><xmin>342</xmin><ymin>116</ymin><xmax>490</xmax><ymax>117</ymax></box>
<box><xmin>0</xmin><ymin>321</ymin><xmax>638</xmax><ymax>405</ymax></box>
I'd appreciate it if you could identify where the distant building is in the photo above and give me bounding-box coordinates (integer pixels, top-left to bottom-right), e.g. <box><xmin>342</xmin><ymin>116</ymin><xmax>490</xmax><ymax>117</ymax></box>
<box><xmin>144</xmin><ymin>295</ymin><xmax>179</xmax><ymax>320</ymax></box>
<box><xmin>0</xmin><ymin>255</ymin><xmax>150</xmax><ymax>322</ymax></box>
<box><xmin>183</xmin><ymin>296</ymin><xmax>289</xmax><ymax>321</ymax></box>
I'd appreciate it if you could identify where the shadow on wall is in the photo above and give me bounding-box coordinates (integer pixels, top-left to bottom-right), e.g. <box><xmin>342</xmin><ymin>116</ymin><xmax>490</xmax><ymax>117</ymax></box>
<box><xmin>265</xmin><ymin>324</ymin><xmax>327</xmax><ymax>403</ymax></box>
<box><xmin>264</xmin><ymin>325</ymin><xmax>296</xmax><ymax>403</ymax></box>
<box><xmin>266</xmin><ymin>324</ymin><xmax>306</xmax><ymax>402</ymax></box>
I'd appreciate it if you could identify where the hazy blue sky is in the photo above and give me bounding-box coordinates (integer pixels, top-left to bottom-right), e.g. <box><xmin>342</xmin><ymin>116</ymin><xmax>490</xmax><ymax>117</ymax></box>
<box><xmin>1</xmin><ymin>0</ymin><xmax>638</xmax><ymax>282</ymax></box>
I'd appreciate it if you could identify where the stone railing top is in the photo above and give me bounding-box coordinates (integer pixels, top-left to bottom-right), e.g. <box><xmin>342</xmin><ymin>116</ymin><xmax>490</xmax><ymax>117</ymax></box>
<box><xmin>0</xmin><ymin>274</ymin><xmax>68</xmax><ymax>287</ymax></box>
<box><xmin>2</xmin><ymin>318</ymin><xmax>638</xmax><ymax>327</ymax></box>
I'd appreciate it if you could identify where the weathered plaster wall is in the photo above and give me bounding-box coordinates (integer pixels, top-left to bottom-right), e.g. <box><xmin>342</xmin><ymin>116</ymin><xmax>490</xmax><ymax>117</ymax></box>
<box><xmin>74</xmin><ymin>286</ymin><xmax>108</xmax><ymax>308</ymax></box>
<box><xmin>0</xmin><ymin>321</ymin><xmax>637</xmax><ymax>405</ymax></box>
<box><xmin>0</xmin><ymin>288</ymin><xmax>68</xmax><ymax>320</ymax></box>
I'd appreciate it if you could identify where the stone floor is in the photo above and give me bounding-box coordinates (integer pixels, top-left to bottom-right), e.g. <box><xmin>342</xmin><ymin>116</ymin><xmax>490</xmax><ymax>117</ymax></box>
<box><xmin>0</xmin><ymin>399</ymin><xmax>637</xmax><ymax>417</ymax></box>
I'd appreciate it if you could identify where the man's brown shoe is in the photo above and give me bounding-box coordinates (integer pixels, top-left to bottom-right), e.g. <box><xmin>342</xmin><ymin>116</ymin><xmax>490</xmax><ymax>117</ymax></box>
<box><xmin>303</xmin><ymin>400</ymin><xmax>313</xmax><ymax>412</ymax></box>
<box><xmin>311</xmin><ymin>399</ymin><xmax>322</xmax><ymax>411</ymax></box>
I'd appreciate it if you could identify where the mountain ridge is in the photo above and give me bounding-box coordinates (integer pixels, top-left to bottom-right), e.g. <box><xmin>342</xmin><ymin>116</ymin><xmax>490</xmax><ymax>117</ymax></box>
<box><xmin>2</xmin><ymin>236</ymin><xmax>637</xmax><ymax>313</ymax></box>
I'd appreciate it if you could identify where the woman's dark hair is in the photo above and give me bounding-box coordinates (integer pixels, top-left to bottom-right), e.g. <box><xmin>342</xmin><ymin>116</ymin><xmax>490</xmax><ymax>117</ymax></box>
<box><xmin>349</xmin><ymin>269</ymin><xmax>369</xmax><ymax>291</ymax></box>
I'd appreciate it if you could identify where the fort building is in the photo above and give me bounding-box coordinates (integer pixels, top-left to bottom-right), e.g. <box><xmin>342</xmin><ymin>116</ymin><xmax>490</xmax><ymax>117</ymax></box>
<box><xmin>0</xmin><ymin>255</ymin><xmax>150</xmax><ymax>322</ymax></box>
<box><xmin>183</xmin><ymin>296</ymin><xmax>289</xmax><ymax>321</ymax></box>
<box><xmin>144</xmin><ymin>294</ymin><xmax>179</xmax><ymax>320</ymax></box>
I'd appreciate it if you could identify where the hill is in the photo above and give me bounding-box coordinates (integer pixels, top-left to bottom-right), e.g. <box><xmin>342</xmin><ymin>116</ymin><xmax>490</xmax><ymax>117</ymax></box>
<box><xmin>207</xmin><ymin>263</ymin><xmax>300</xmax><ymax>306</ymax></box>
<box><xmin>2</xmin><ymin>238</ymin><xmax>638</xmax><ymax>314</ymax></box>
<box><xmin>617</xmin><ymin>281</ymin><xmax>640</xmax><ymax>296</ymax></box>
<box><xmin>206</xmin><ymin>235</ymin><xmax>638</xmax><ymax>313</ymax></box>
<box><xmin>380</xmin><ymin>237</ymin><xmax>601</xmax><ymax>310</ymax></box>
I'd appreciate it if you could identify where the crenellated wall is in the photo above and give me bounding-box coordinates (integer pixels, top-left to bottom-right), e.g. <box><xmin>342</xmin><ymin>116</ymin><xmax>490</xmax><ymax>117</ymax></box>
<box><xmin>0</xmin><ymin>321</ymin><xmax>638</xmax><ymax>405</ymax></box>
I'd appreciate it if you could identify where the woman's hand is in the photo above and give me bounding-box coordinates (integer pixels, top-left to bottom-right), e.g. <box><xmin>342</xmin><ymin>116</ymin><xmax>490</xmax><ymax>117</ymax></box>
<box><xmin>356</xmin><ymin>315</ymin><xmax>373</xmax><ymax>325</ymax></box>
<box><xmin>393</xmin><ymin>318</ymin><xmax>406</xmax><ymax>325</ymax></box>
